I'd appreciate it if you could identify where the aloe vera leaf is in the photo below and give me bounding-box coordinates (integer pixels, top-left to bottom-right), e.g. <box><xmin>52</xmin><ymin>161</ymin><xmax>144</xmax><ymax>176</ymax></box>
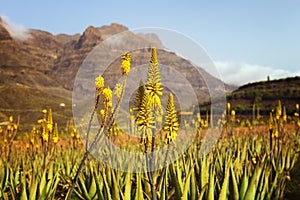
<box><xmin>29</xmin><ymin>171</ymin><xmax>37</xmax><ymax>200</ymax></box>
<box><xmin>111</xmin><ymin>169</ymin><xmax>121</xmax><ymax>200</ymax></box>
<box><xmin>88</xmin><ymin>172</ymin><xmax>97</xmax><ymax>198</ymax></box>
<box><xmin>93</xmin><ymin>169</ymin><xmax>104</xmax><ymax>200</ymax></box>
<box><xmin>258</xmin><ymin>167</ymin><xmax>271</xmax><ymax>200</ymax></box>
<box><xmin>169</xmin><ymin>164</ymin><xmax>182</xmax><ymax>199</ymax></box>
<box><xmin>124</xmin><ymin>172</ymin><xmax>132</xmax><ymax>200</ymax></box>
<box><xmin>134</xmin><ymin>174</ymin><xmax>144</xmax><ymax>200</ymax></box>
<box><xmin>182</xmin><ymin>164</ymin><xmax>194</xmax><ymax>200</ymax></box>
<box><xmin>207</xmin><ymin>165</ymin><xmax>214</xmax><ymax>200</ymax></box>
<box><xmin>230</xmin><ymin>164</ymin><xmax>239</xmax><ymax>200</ymax></box>
<box><xmin>243</xmin><ymin>156</ymin><xmax>266</xmax><ymax>200</ymax></box>
<box><xmin>77</xmin><ymin>175</ymin><xmax>91</xmax><ymax>200</ymax></box>
<box><xmin>20</xmin><ymin>172</ymin><xmax>28</xmax><ymax>200</ymax></box>
<box><xmin>198</xmin><ymin>183</ymin><xmax>208</xmax><ymax>200</ymax></box>
<box><xmin>218</xmin><ymin>158</ymin><xmax>230</xmax><ymax>200</ymax></box>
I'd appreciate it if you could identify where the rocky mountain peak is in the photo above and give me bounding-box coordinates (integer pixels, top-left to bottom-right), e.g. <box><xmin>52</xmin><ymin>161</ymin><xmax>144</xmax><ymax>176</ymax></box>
<box><xmin>75</xmin><ymin>26</ymin><xmax>102</xmax><ymax>49</ymax></box>
<box><xmin>0</xmin><ymin>17</ymin><xmax>12</xmax><ymax>40</ymax></box>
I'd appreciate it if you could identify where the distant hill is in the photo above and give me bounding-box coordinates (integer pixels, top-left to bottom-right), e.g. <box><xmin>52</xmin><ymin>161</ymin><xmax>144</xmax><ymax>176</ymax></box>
<box><xmin>0</xmin><ymin>18</ymin><xmax>232</xmax><ymax>131</ymax></box>
<box><xmin>197</xmin><ymin>76</ymin><xmax>300</xmax><ymax>121</ymax></box>
<box><xmin>227</xmin><ymin>76</ymin><xmax>300</xmax><ymax>117</ymax></box>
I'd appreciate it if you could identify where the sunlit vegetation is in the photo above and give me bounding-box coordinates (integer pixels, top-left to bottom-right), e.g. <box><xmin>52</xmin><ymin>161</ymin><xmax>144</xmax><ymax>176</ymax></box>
<box><xmin>0</xmin><ymin>49</ymin><xmax>299</xmax><ymax>199</ymax></box>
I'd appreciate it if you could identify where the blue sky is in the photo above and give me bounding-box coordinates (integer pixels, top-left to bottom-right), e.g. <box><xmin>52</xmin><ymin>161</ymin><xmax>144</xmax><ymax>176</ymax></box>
<box><xmin>1</xmin><ymin>0</ymin><xmax>300</xmax><ymax>85</ymax></box>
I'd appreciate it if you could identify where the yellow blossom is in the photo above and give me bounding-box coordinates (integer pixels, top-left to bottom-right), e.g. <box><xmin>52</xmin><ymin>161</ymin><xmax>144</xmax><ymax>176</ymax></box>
<box><xmin>150</xmin><ymin>47</ymin><xmax>158</xmax><ymax>65</ymax></box>
<box><xmin>95</xmin><ymin>75</ymin><xmax>105</xmax><ymax>92</ymax></box>
<box><xmin>47</xmin><ymin>123</ymin><xmax>53</xmax><ymax>132</ymax></box>
<box><xmin>121</xmin><ymin>52</ymin><xmax>131</xmax><ymax>75</ymax></box>
<box><xmin>145</xmin><ymin>47</ymin><xmax>163</xmax><ymax>109</ymax></box>
<box><xmin>103</xmin><ymin>86</ymin><xmax>112</xmax><ymax>107</ymax></box>
<box><xmin>7</xmin><ymin>125</ymin><xmax>12</xmax><ymax>131</ymax></box>
<box><xmin>164</xmin><ymin>93</ymin><xmax>179</xmax><ymax>144</ymax></box>
<box><xmin>42</xmin><ymin>133</ymin><xmax>49</xmax><ymax>142</ymax></box>
<box><xmin>227</xmin><ymin>102</ymin><xmax>231</xmax><ymax>112</ymax></box>
<box><xmin>100</xmin><ymin>109</ymin><xmax>105</xmax><ymax>120</ymax></box>
<box><xmin>231</xmin><ymin>110</ymin><xmax>235</xmax><ymax>116</ymax></box>
<box><xmin>252</xmin><ymin>157</ymin><xmax>257</xmax><ymax>164</ymax></box>
<box><xmin>53</xmin><ymin>136</ymin><xmax>58</xmax><ymax>144</ymax></box>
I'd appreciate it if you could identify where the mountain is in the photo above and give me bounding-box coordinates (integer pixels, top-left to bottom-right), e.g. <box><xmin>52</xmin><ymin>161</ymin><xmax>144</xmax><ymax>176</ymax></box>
<box><xmin>0</xmin><ymin>18</ymin><xmax>232</xmax><ymax>131</ymax></box>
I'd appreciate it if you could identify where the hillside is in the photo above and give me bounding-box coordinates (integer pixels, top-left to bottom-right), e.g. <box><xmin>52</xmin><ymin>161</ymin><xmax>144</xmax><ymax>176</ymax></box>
<box><xmin>227</xmin><ymin>76</ymin><xmax>300</xmax><ymax>117</ymax></box>
<box><xmin>0</xmin><ymin>18</ymin><xmax>231</xmax><ymax>131</ymax></box>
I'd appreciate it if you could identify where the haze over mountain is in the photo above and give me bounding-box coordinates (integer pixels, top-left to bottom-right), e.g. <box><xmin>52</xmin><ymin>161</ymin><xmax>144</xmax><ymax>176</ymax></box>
<box><xmin>0</xmin><ymin>18</ymin><xmax>232</xmax><ymax>130</ymax></box>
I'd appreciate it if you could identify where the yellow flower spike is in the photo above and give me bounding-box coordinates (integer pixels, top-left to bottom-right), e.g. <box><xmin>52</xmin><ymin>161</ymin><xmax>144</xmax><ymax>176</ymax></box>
<box><xmin>42</xmin><ymin>109</ymin><xmax>47</xmax><ymax>114</ymax></box>
<box><xmin>153</xmin><ymin>95</ymin><xmax>161</xmax><ymax>106</ymax></box>
<box><xmin>252</xmin><ymin>157</ymin><xmax>257</xmax><ymax>164</ymax></box>
<box><xmin>276</xmin><ymin>100</ymin><xmax>282</xmax><ymax>118</ymax></box>
<box><xmin>231</xmin><ymin>110</ymin><xmax>235</xmax><ymax>116</ymax></box>
<box><xmin>283</xmin><ymin>106</ymin><xmax>287</xmax><ymax>122</ymax></box>
<box><xmin>133</xmin><ymin>80</ymin><xmax>145</xmax><ymax>113</ymax></box>
<box><xmin>103</xmin><ymin>86</ymin><xmax>112</xmax><ymax>104</ymax></box>
<box><xmin>150</xmin><ymin>47</ymin><xmax>158</xmax><ymax>65</ymax></box>
<box><xmin>296</xmin><ymin>103</ymin><xmax>299</xmax><ymax>111</ymax></box>
<box><xmin>274</xmin><ymin>130</ymin><xmax>279</xmax><ymax>139</ymax></box>
<box><xmin>136</xmin><ymin>92</ymin><xmax>154</xmax><ymax>129</ymax></box>
<box><xmin>121</xmin><ymin>52</ymin><xmax>131</xmax><ymax>75</ymax></box>
<box><xmin>227</xmin><ymin>102</ymin><xmax>231</xmax><ymax>112</ymax></box>
<box><xmin>163</xmin><ymin>93</ymin><xmax>179</xmax><ymax>144</ymax></box>
<box><xmin>95</xmin><ymin>75</ymin><xmax>105</xmax><ymax>93</ymax></box>
<box><xmin>146</xmin><ymin>47</ymin><xmax>163</xmax><ymax>109</ymax></box>
<box><xmin>47</xmin><ymin>123</ymin><xmax>53</xmax><ymax>132</ymax></box>
<box><xmin>53</xmin><ymin>123</ymin><xmax>59</xmax><ymax>144</ymax></box>
<box><xmin>53</xmin><ymin>136</ymin><xmax>58</xmax><ymax>144</ymax></box>
<box><xmin>100</xmin><ymin>109</ymin><xmax>105</xmax><ymax>120</ymax></box>
<box><xmin>9</xmin><ymin>116</ymin><xmax>13</xmax><ymax>123</ymax></box>
<box><xmin>42</xmin><ymin>133</ymin><xmax>49</xmax><ymax>142</ymax></box>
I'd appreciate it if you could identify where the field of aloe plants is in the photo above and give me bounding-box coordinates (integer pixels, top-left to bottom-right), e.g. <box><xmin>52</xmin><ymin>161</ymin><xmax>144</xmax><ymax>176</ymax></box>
<box><xmin>0</xmin><ymin>48</ymin><xmax>300</xmax><ymax>200</ymax></box>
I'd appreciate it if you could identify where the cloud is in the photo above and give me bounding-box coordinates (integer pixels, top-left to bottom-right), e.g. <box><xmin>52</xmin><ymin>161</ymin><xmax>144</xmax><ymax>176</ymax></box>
<box><xmin>214</xmin><ymin>61</ymin><xmax>300</xmax><ymax>86</ymax></box>
<box><xmin>1</xmin><ymin>16</ymin><xmax>31</xmax><ymax>41</ymax></box>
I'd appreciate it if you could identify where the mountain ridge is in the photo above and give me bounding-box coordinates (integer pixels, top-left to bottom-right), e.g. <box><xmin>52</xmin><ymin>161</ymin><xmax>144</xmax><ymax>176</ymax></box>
<box><xmin>0</xmin><ymin>19</ymin><xmax>232</xmax><ymax>130</ymax></box>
